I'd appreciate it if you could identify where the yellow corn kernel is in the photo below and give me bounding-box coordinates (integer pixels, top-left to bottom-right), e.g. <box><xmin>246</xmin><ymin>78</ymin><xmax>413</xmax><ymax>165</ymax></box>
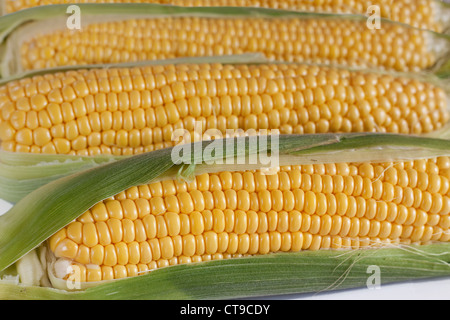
<box><xmin>0</xmin><ymin>63</ymin><xmax>448</xmax><ymax>155</ymax></box>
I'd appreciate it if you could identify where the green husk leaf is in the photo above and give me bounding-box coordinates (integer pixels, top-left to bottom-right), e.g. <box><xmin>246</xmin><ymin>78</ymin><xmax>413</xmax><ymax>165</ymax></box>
<box><xmin>0</xmin><ymin>152</ymin><xmax>123</xmax><ymax>180</ymax></box>
<box><xmin>3</xmin><ymin>133</ymin><xmax>450</xmax><ymax>272</ymax></box>
<box><xmin>2</xmin><ymin>243</ymin><xmax>450</xmax><ymax>299</ymax></box>
<box><xmin>0</xmin><ymin>149</ymin><xmax>120</xmax><ymax>166</ymax></box>
<box><xmin>0</xmin><ymin>151</ymin><xmax>122</xmax><ymax>203</ymax></box>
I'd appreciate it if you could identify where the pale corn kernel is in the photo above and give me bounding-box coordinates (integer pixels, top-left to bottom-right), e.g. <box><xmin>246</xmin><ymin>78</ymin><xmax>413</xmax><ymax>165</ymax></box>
<box><xmin>19</xmin><ymin>15</ymin><xmax>440</xmax><ymax>73</ymax></box>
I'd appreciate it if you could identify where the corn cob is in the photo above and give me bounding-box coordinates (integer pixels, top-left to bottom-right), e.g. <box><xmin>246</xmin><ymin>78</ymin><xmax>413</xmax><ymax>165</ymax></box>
<box><xmin>2</xmin><ymin>5</ymin><xmax>450</xmax><ymax>77</ymax></box>
<box><xmin>3</xmin><ymin>133</ymin><xmax>450</xmax><ymax>298</ymax></box>
<box><xmin>48</xmin><ymin>156</ymin><xmax>450</xmax><ymax>282</ymax></box>
<box><xmin>3</xmin><ymin>0</ymin><xmax>450</xmax><ymax>33</ymax></box>
<box><xmin>0</xmin><ymin>62</ymin><xmax>448</xmax><ymax>158</ymax></box>
<box><xmin>19</xmin><ymin>17</ymin><xmax>437</xmax><ymax>72</ymax></box>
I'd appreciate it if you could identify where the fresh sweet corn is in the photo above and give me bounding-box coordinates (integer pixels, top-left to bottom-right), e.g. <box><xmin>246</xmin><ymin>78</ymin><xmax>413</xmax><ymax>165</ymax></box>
<box><xmin>18</xmin><ymin>16</ymin><xmax>443</xmax><ymax>73</ymax></box>
<box><xmin>48</xmin><ymin>156</ymin><xmax>450</xmax><ymax>282</ymax></box>
<box><xmin>4</xmin><ymin>133</ymin><xmax>450</xmax><ymax>297</ymax></box>
<box><xmin>3</xmin><ymin>0</ymin><xmax>448</xmax><ymax>33</ymax></box>
<box><xmin>0</xmin><ymin>63</ymin><xmax>448</xmax><ymax>156</ymax></box>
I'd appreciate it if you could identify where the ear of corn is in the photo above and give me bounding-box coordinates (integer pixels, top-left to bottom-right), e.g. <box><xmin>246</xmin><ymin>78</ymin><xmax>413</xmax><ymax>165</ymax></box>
<box><xmin>47</xmin><ymin>155</ymin><xmax>450</xmax><ymax>283</ymax></box>
<box><xmin>2</xmin><ymin>0</ymin><xmax>450</xmax><ymax>33</ymax></box>
<box><xmin>1</xmin><ymin>62</ymin><xmax>448</xmax><ymax>155</ymax></box>
<box><xmin>0</xmin><ymin>58</ymin><xmax>449</xmax><ymax>202</ymax></box>
<box><xmin>1</xmin><ymin>4</ymin><xmax>450</xmax><ymax>77</ymax></box>
<box><xmin>3</xmin><ymin>133</ymin><xmax>450</xmax><ymax>298</ymax></box>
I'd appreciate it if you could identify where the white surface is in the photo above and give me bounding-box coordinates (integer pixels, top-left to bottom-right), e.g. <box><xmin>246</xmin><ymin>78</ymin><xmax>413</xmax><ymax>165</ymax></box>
<box><xmin>253</xmin><ymin>277</ymin><xmax>450</xmax><ymax>300</ymax></box>
<box><xmin>0</xmin><ymin>198</ymin><xmax>13</xmax><ymax>215</ymax></box>
<box><xmin>295</xmin><ymin>277</ymin><xmax>450</xmax><ymax>300</ymax></box>
<box><xmin>1</xmin><ymin>198</ymin><xmax>449</xmax><ymax>300</ymax></box>
<box><xmin>248</xmin><ymin>278</ymin><xmax>450</xmax><ymax>300</ymax></box>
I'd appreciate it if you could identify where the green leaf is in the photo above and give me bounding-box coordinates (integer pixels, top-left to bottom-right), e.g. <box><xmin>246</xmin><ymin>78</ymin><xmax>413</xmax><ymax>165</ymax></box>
<box><xmin>0</xmin><ymin>151</ymin><xmax>122</xmax><ymax>203</ymax></box>
<box><xmin>2</xmin><ymin>243</ymin><xmax>450</xmax><ymax>299</ymax></box>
